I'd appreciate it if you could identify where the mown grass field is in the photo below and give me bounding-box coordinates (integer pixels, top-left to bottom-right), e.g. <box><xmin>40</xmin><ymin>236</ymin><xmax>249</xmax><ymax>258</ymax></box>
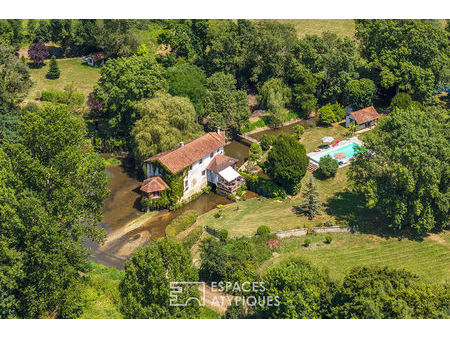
<box><xmin>25</xmin><ymin>58</ymin><xmax>100</xmax><ymax>102</ymax></box>
<box><xmin>276</xmin><ymin>19</ymin><xmax>356</xmax><ymax>39</ymax></box>
<box><xmin>260</xmin><ymin>231</ymin><xmax>450</xmax><ymax>284</ymax></box>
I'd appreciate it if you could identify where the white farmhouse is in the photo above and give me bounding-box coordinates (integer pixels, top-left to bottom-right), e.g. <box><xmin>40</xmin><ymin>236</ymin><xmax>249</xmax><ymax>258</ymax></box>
<box><xmin>141</xmin><ymin>130</ymin><xmax>243</xmax><ymax>201</ymax></box>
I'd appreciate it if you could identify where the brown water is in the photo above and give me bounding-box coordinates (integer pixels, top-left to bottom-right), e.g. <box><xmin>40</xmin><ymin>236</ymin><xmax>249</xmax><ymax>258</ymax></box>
<box><xmin>251</xmin><ymin>119</ymin><xmax>314</xmax><ymax>140</ymax></box>
<box><xmin>92</xmin><ymin>163</ymin><xmax>233</xmax><ymax>268</ymax></box>
<box><xmin>224</xmin><ymin>141</ymin><xmax>249</xmax><ymax>167</ymax></box>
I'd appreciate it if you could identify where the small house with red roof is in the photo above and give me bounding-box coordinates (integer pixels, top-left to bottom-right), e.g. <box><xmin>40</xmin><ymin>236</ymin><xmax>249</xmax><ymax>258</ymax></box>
<box><xmin>346</xmin><ymin>106</ymin><xmax>380</xmax><ymax>130</ymax></box>
<box><xmin>141</xmin><ymin>130</ymin><xmax>243</xmax><ymax>203</ymax></box>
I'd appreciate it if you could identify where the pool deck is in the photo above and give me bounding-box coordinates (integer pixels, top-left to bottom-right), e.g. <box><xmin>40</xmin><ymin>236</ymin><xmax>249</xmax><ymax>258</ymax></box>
<box><xmin>307</xmin><ymin>136</ymin><xmax>364</xmax><ymax>168</ymax></box>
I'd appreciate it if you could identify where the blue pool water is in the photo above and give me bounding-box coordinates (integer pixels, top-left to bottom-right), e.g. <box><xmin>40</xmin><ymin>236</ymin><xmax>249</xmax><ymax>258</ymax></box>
<box><xmin>312</xmin><ymin>142</ymin><xmax>360</xmax><ymax>162</ymax></box>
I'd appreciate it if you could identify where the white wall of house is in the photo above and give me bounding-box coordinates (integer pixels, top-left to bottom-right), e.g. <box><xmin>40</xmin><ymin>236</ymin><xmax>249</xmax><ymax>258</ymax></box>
<box><xmin>182</xmin><ymin>147</ymin><xmax>223</xmax><ymax>200</ymax></box>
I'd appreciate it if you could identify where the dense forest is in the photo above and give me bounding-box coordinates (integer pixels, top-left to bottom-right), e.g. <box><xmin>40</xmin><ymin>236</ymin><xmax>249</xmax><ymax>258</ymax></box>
<box><xmin>0</xmin><ymin>19</ymin><xmax>448</xmax><ymax>319</ymax></box>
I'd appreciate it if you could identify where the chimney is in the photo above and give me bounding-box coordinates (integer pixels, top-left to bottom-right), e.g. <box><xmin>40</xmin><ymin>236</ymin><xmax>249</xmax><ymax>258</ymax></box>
<box><xmin>180</xmin><ymin>141</ymin><xmax>184</xmax><ymax>147</ymax></box>
<box><xmin>217</xmin><ymin>128</ymin><xmax>220</xmax><ymax>135</ymax></box>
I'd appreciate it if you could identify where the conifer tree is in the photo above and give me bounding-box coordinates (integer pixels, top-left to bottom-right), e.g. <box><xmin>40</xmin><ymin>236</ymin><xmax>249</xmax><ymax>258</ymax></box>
<box><xmin>298</xmin><ymin>176</ymin><xmax>321</xmax><ymax>219</ymax></box>
<box><xmin>46</xmin><ymin>55</ymin><xmax>60</xmax><ymax>79</ymax></box>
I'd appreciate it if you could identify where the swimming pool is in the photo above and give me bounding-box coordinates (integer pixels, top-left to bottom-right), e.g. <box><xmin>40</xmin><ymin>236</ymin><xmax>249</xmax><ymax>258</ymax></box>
<box><xmin>308</xmin><ymin>142</ymin><xmax>361</xmax><ymax>163</ymax></box>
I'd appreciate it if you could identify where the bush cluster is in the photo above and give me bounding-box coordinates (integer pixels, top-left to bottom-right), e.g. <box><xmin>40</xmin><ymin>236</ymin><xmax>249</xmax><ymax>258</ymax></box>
<box><xmin>240</xmin><ymin>172</ymin><xmax>287</xmax><ymax>199</ymax></box>
<box><xmin>41</xmin><ymin>90</ymin><xmax>85</xmax><ymax>106</ymax></box>
<box><xmin>319</xmin><ymin>155</ymin><xmax>339</xmax><ymax>178</ymax></box>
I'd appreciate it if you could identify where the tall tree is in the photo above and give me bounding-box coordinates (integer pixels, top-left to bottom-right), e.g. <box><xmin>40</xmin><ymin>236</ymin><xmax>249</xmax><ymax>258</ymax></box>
<box><xmin>131</xmin><ymin>91</ymin><xmax>203</xmax><ymax>167</ymax></box>
<box><xmin>297</xmin><ymin>176</ymin><xmax>321</xmax><ymax>219</ymax></box>
<box><xmin>356</xmin><ymin>19</ymin><xmax>448</xmax><ymax>102</ymax></box>
<box><xmin>166</xmin><ymin>63</ymin><xmax>206</xmax><ymax>118</ymax></box>
<box><xmin>265</xmin><ymin>133</ymin><xmax>308</xmax><ymax>195</ymax></box>
<box><xmin>204</xmin><ymin>72</ymin><xmax>250</xmax><ymax>135</ymax></box>
<box><xmin>344</xmin><ymin>78</ymin><xmax>377</xmax><ymax>109</ymax></box>
<box><xmin>119</xmin><ymin>239</ymin><xmax>200</xmax><ymax>319</ymax></box>
<box><xmin>0</xmin><ymin>44</ymin><xmax>32</xmax><ymax>109</ymax></box>
<box><xmin>46</xmin><ymin>55</ymin><xmax>60</xmax><ymax>79</ymax></box>
<box><xmin>258</xmin><ymin>78</ymin><xmax>291</xmax><ymax>127</ymax></box>
<box><xmin>349</xmin><ymin>107</ymin><xmax>449</xmax><ymax>234</ymax></box>
<box><xmin>293</xmin><ymin>32</ymin><xmax>360</xmax><ymax>105</ymax></box>
<box><xmin>92</xmin><ymin>54</ymin><xmax>167</xmax><ymax>140</ymax></box>
<box><xmin>0</xmin><ymin>104</ymin><xmax>109</xmax><ymax>318</ymax></box>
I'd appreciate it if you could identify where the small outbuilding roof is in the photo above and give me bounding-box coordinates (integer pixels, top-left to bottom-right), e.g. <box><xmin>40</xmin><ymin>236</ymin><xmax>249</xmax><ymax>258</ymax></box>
<box><xmin>218</xmin><ymin>167</ymin><xmax>241</xmax><ymax>182</ymax></box>
<box><xmin>140</xmin><ymin>176</ymin><xmax>169</xmax><ymax>193</ymax></box>
<box><xmin>206</xmin><ymin>154</ymin><xmax>238</xmax><ymax>174</ymax></box>
<box><xmin>350</xmin><ymin>106</ymin><xmax>380</xmax><ymax>125</ymax></box>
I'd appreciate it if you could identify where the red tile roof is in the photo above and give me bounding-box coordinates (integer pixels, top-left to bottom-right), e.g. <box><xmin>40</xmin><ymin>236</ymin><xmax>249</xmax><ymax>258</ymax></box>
<box><xmin>351</xmin><ymin>106</ymin><xmax>380</xmax><ymax>125</ymax></box>
<box><xmin>206</xmin><ymin>154</ymin><xmax>238</xmax><ymax>173</ymax></box>
<box><xmin>140</xmin><ymin>176</ymin><xmax>168</xmax><ymax>193</ymax></box>
<box><xmin>145</xmin><ymin>131</ymin><xmax>226</xmax><ymax>174</ymax></box>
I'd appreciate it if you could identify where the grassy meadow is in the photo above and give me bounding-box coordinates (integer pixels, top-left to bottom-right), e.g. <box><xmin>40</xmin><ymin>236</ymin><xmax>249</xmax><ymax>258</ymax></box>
<box><xmin>276</xmin><ymin>19</ymin><xmax>356</xmax><ymax>39</ymax></box>
<box><xmin>25</xmin><ymin>58</ymin><xmax>100</xmax><ymax>102</ymax></box>
<box><xmin>260</xmin><ymin>231</ymin><xmax>450</xmax><ymax>284</ymax></box>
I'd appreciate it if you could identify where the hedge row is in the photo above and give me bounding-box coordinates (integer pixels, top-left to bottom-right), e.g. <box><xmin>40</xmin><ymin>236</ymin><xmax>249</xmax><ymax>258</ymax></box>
<box><xmin>165</xmin><ymin>211</ymin><xmax>199</xmax><ymax>237</ymax></box>
<box><xmin>240</xmin><ymin>172</ymin><xmax>287</xmax><ymax>198</ymax></box>
<box><xmin>41</xmin><ymin>90</ymin><xmax>85</xmax><ymax>106</ymax></box>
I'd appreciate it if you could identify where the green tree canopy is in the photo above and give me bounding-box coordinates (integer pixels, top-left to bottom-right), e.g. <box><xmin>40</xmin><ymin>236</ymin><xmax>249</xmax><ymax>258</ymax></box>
<box><xmin>0</xmin><ymin>44</ymin><xmax>32</xmax><ymax>109</ymax></box>
<box><xmin>318</xmin><ymin>102</ymin><xmax>345</xmax><ymax>125</ymax></box>
<box><xmin>356</xmin><ymin>19</ymin><xmax>448</xmax><ymax>102</ymax></box>
<box><xmin>93</xmin><ymin>54</ymin><xmax>167</xmax><ymax>139</ymax></box>
<box><xmin>0</xmin><ymin>104</ymin><xmax>109</xmax><ymax>318</ymax></box>
<box><xmin>255</xmin><ymin>258</ymin><xmax>332</xmax><ymax>318</ymax></box>
<box><xmin>258</xmin><ymin>78</ymin><xmax>291</xmax><ymax>113</ymax></box>
<box><xmin>344</xmin><ymin>78</ymin><xmax>376</xmax><ymax>109</ymax></box>
<box><xmin>131</xmin><ymin>91</ymin><xmax>204</xmax><ymax>167</ymax></box>
<box><xmin>330</xmin><ymin>266</ymin><xmax>450</xmax><ymax>319</ymax></box>
<box><xmin>46</xmin><ymin>55</ymin><xmax>60</xmax><ymax>79</ymax></box>
<box><xmin>166</xmin><ymin>63</ymin><xmax>206</xmax><ymax>117</ymax></box>
<box><xmin>349</xmin><ymin>107</ymin><xmax>449</xmax><ymax>234</ymax></box>
<box><xmin>293</xmin><ymin>33</ymin><xmax>360</xmax><ymax>105</ymax></box>
<box><xmin>204</xmin><ymin>72</ymin><xmax>250</xmax><ymax>135</ymax></box>
<box><xmin>265</xmin><ymin>133</ymin><xmax>308</xmax><ymax>195</ymax></box>
<box><xmin>119</xmin><ymin>239</ymin><xmax>200</xmax><ymax>319</ymax></box>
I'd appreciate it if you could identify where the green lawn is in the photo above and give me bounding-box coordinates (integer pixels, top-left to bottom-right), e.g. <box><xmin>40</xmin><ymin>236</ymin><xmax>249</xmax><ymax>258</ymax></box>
<box><xmin>300</xmin><ymin>122</ymin><xmax>348</xmax><ymax>153</ymax></box>
<box><xmin>260</xmin><ymin>231</ymin><xmax>450</xmax><ymax>284</ymax></box>
<box><xmin>26</xmin><ymin>58</ymin><xmax>100</xmax><ymax>102</ymax></box>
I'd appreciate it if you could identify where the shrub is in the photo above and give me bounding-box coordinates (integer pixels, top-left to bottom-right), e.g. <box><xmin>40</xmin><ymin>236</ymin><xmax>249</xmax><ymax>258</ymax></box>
<box><xmin>319</xmin><ymin>155</ymin><xmax>339</xmax><ymax>178</ymax></box>
<box><xmin>240</xmin><ymin>172</ymin><xmax>287</xmax><ymax>199</ymax></box>
<box><xmin>390</xmin><ymin>92</ymin><xmax>413</xmax><ymax>111</ymax></box>
<box><xmin>319</xmin><ymin>103</ymin><xmax>345</xmax><ymax>125</ymax></box>
<box><xmin>260</xmin><ymin>134</ymin><xmax>274</xmax><ymax>151</ymax></box>
<box><xmin>165</xmin><ymin>211</ymin><xmax>199</xmax><ymax>238</ymax></box>
<box><xmin>215</xmin><ymin>204</ymin><xmax>224</xmax><ymax>218</ymax></box>
<box><xmin>256</xmin><ymin>225</ymin><xmax>271</xmax><ymax>236</ymax></box>
<box><xmin>325</xmin><ymin>235</ymin><xmax>333</xmax><ymax>244</ymax></box>
<box><xmin>219</xmin><ymin>229</ymin><xmax>228</xmax><ymax>242</ymax></box>
<box><xmin>304</xmin><ymin>238</ymin><xmax>311</xmax><ymax>247</ymax></box>
<box><xmin>28</xmin><ymin>41</ymin><xmax>49</xmax><ymax>65</ymax></box>
<box><xmin>46</xmin><ymin>55</ymin><xmax>60</xmax><ymax>79</ymax></box>
<box><xmin>40</xmin><ymin>90</ymin><xmax>85</xmax><ymax>106</ymax></box>
<box><xmin>105</xmin><ymin>158</ymin><xmax>121</xmax><ymax>166</ymax></box>
<box><xmin>293</xmin><ymin>124</ymin><xmax>305</xmax><ymax>139</ymax></box>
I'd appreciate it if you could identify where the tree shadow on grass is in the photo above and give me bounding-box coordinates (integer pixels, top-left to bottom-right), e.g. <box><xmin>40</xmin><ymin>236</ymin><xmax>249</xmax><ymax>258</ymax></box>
<box><xmin>324</xmin><ymin>191</ymin><xmax>415</xmax><ymax>240</ymax></box>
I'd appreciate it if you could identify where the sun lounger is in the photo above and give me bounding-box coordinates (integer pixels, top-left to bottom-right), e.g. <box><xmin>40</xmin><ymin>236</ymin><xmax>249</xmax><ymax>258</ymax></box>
<box><xmin>332</xmin><ymin>140</ymin><xmax>340</xmax><ymax>147</ymax></box>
